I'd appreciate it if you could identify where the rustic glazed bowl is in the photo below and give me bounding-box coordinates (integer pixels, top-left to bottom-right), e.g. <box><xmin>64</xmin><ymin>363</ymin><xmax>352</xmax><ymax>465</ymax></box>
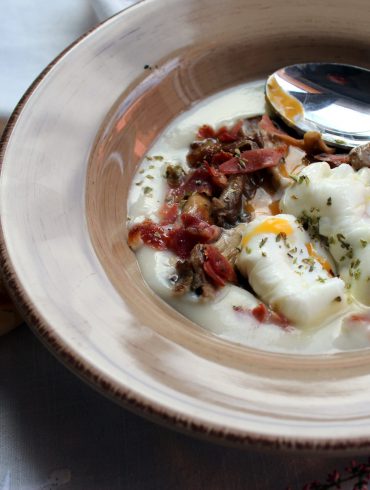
<box><xmin>2</xmin><ymin>0</ymin><xmax>370</xmax><ymax>452</ymax></box>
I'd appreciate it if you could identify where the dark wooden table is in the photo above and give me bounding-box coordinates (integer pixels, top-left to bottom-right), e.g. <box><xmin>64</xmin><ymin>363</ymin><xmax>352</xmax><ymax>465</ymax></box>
<box><xmin>0</xmin><ymin>325</ymin><xmax>364</xmax><ymax>490</ymax></box>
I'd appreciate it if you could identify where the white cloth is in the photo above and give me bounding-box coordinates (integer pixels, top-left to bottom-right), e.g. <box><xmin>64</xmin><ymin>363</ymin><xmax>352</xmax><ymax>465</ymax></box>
<box><xmin>0</xmin><ymin>0</ymin><xmax>137</xmax><ymax>120</ymax></box>
<box><xmin>91</xmin><ymin>0</ymin><xmax>137</xmax><ymax>18</ymax></box>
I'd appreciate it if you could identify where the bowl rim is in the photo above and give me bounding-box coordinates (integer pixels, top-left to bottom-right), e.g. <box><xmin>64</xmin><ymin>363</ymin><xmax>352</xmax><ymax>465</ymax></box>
<box><xmin>2</xmin><ymin>0</ymin><xmax>370</xmax><ymax>453</ymax></box>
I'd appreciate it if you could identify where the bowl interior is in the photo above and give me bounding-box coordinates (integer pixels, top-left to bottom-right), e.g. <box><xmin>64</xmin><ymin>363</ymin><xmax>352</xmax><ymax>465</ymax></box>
<box><xmin>4</xmin><ymin>0</ymin><xmax>370</xmax><ymax>450</ymax></box>
<box><xmin>86</xmin><ymin>28</ymin><xmax>370</xmax><ymax>365</ymax></box>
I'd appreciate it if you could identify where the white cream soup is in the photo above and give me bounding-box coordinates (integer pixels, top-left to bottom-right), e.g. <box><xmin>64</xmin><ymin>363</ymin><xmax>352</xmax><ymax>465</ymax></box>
<box><xmin>128</xmin><ymin>81</ymin><xmax>370</xmax><ymax>354</ymax></box>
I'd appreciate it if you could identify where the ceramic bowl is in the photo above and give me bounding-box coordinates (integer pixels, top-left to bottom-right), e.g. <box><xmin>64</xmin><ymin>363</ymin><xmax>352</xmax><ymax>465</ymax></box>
<box><xmin>2</xmin><ymin>0</ymin><xmax>370</xmax><ymax>452</ymax></box>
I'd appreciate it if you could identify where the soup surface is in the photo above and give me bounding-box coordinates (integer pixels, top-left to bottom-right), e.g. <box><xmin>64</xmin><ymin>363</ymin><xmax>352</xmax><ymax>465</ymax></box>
<box><xmin>128</xmin><ymin>81</ymin><xmax>370</xmax><ymax>354</ymax></box>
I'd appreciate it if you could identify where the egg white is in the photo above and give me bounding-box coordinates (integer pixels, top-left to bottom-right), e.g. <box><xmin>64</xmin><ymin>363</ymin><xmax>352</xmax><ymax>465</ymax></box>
<box><xmin>281</xmin><ymin>162</ymin><xmax>370</xmax><ymax>306</ymax></box>
<box><xmin>236</xmin><ymin>214</ymin><xmax>346</xmax><ymax>325</ymax></box>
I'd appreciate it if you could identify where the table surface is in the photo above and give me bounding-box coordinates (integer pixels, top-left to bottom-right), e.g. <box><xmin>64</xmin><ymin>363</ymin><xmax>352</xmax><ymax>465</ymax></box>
<box><xmin>0</xmin><ymin>3</ymin><xmax>368</xmax><ymax>488</ymax></box>
<box><xmin>0</xmin><ymin>324</ymin><xmax>366</xmax><ymax>490</ymax></box>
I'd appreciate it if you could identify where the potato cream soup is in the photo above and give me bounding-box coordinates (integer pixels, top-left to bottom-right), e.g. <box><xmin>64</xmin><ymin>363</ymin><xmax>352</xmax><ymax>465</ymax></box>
<box><xmin>128</xmin><ymin>81</ymin><xmax>370</xmax><ymax>354</ymax></box>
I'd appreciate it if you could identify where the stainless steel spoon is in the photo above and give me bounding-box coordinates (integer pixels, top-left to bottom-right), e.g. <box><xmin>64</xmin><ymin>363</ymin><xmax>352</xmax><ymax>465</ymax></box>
<box><xmin>265</xmin><ymin>62</ymin><xmax>370</xmax><ymax>149</ymax></box>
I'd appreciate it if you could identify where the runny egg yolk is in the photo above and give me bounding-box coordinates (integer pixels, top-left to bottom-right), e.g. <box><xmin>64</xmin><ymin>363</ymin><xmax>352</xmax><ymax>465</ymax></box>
<box><xmin>266</xmin><ymin>76</ymin><xmax>304</xmax><ymax>123</ymax></box>
<box><xmin>305</xmin><ymin>242</ymin><xmax>333</xmax><ymax>275</ymax></box>
<box><xmin>241</xmin><ymin>217</ymin><xmax>293</xmax><ymax>247</ymax></box>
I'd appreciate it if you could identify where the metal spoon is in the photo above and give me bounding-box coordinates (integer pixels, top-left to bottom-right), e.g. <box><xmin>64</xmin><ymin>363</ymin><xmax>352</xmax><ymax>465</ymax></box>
<box><xmin>265</xmin><ymin>62</ymin><xmax>370</xmax><ymax>149</ymax></box>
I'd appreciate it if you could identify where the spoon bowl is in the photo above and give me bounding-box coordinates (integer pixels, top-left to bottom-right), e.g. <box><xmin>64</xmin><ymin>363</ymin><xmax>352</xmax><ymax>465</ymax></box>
<box><xmin>266</xmin><ymin>63</ymin><xmax>370</xmax><ymax>149</ymax></box>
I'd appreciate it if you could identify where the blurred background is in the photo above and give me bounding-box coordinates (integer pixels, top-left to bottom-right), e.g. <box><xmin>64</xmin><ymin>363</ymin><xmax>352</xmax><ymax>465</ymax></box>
<box><xmin>0</xmin><ymin>0</ymin><xmax>136</xmax><ymax>131</ymax></box>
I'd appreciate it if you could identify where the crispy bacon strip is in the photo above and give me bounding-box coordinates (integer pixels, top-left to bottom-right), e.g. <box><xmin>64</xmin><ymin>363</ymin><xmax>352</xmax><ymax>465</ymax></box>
<box><xmin>180</xmin><ymin>214</ymin><xmax>220</xmax><ymax>242</ymax></box>
<box><xmin>197</xmin><ymin>124</ymin><xmax>216</xmax><ymax>139</ymax></box>
<box><xmin>216</xmin><ymin>120</ymin><xmax>244</xmax><ymax>143</ymax></box>
<box><xmin>210</xmin><ymin>150</ymin><xmax>234</xmax><ymax>166</ymax></box>
<box><xmin>197</xmin><ymin>120</ymin><xmax>244</xmax><ymax>143</ymax></box>
<box><xmin>182</xmin><ymin>168</ymin><xmax>215</xmax><ymax>195</ymax></box>
<box><xmin>203</xmin><ymin>162</ymin><xmax>228</xmax><ymax>187</ymax></box>
<box><xmin>129</xmin><ymin>214</ymin><xmax>221</xmax><ymax>259</ymax></box>
<box><xmin>233</xmin><ymin>304</ymin><xmax>290</xmax><ymax>329</ymax></box>
<box><xmin>218</xmin><ymin>146</ymin><xmax>286</xmax><ymax>174</ymax></box>
<box><xmin>251</xmin><ymin>303</ymin><xmax>290</xmax><ymax>328</ymax></box>
<box><xmin>202</xmin><ymin>244</ymin><xmax>237</xmax><ymax>286</ymax></box>
<box><xmin>128</xmin><ymin>220</ymin><xmax>168</xmax><ymax>250</ymax></box>
<box><xmin>167</xmin><ymin>218</ymin><xmax>220</xmax><ymax>259</ymax></box>
<box><xmin>314</xmin><ymin>153</ymin><xmax>349</xmax><ymax>166</ymax></box>
<box><xmin>166</xmin><ymin>229</ymin><xmax>201</xmax><ymax>259</ymax></box>
<box><xmin>158</xmin><ymin>202</ymin><xmax>179</xmax><ymax>225</ymax></box>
